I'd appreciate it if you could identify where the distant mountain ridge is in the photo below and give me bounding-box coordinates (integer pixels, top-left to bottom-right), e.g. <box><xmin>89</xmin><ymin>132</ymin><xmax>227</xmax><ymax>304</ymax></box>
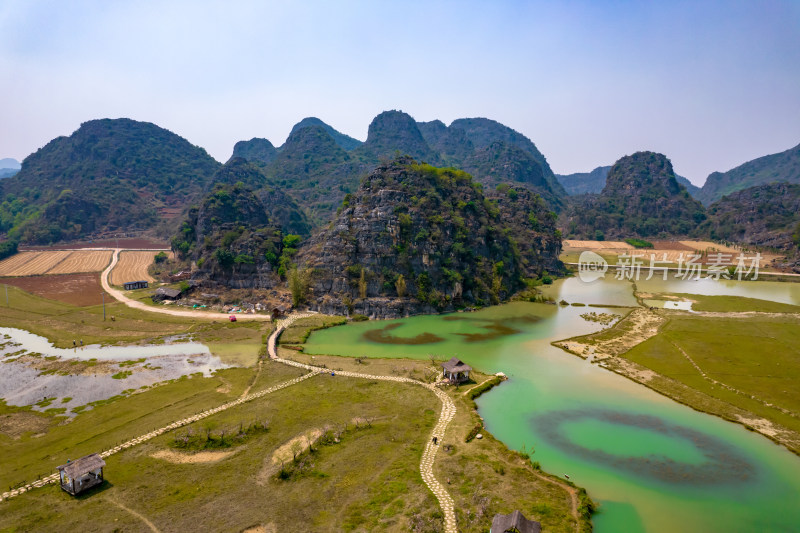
<box><xmin>0</xmin><ymin>158</ymin><xmax>20</xmax><ymax>179</ymax></box>
<box><xmin>557</xmin><ymin>165</ymin><xmax>700</xmax><ymax>198</ymax></box>
<box><xmin>697</xmin><ymin>142</ymin><xmax>800</xmax><ymax>205</ymax></box>
<box><xmin>0</xmin><ymin>158</ymin><xmax>20</xmax><ymax>169</ymax></box>
<box><xmin>231</xmin><ymin>111</ymin><xmax>567</xmax><ymax>227</ymax></box>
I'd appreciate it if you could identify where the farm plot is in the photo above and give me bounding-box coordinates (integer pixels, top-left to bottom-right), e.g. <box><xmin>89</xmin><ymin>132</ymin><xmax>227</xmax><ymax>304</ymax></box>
<box><xmin>46</xmin><ymin>250</ymin><xmax>113</xmax><ymax>274</ymax></box>
<box><xmin>111</xmin><ymin>251</ymin><xmax>160</xmax><ymax>285</ymax></box>
<box><xmin>563</xmin><ymin>240</ymin><xmax>634</xmax><ymax>250</ymax></box>
<box><xmin>0</xmin><ymin>251</ymin><xmax>72</xmax><ymax>277</ymax></box>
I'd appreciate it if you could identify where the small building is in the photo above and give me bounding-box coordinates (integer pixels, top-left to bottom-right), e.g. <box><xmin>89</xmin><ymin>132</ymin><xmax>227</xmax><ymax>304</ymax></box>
<box><xmin>491</xmin><ymin>510</ymin><xmax>542</xmax><ymax>533</ymax></box>
<box><xmin>152</xmin><ymin>287</ymin><xmax>182</xmax><ymax>302</ymax></box>
<box><xmin>123</xmin><ymin>280</ymin><xmax>149</xmax><ymax>290</ymax></box>
<box><xmin>441</xmin><ymin>357</ymin><xmax>471</xmax><ymax>384</ymax></box>
<box><xmin>56</xmin><ymin>453</ymin><xmax>106</xmax><ymax>496</ymax></box>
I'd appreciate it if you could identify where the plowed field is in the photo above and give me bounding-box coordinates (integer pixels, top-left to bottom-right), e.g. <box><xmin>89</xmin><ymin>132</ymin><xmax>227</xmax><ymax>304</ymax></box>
<box><xmin>0</xmin><ymin>251</ymin><xmax>115</xmax><ymax>276</ymax></box>
<box><xmin>111</xmin><ymin>251</ymin><xmax>159</xmax><ymax>285</ymax></box>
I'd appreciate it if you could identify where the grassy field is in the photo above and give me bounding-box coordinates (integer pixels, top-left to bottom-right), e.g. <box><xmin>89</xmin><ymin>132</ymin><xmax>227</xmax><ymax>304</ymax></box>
<box><xmin>0</xmin><ymin>284</ymin><xmax>270</xmax><ymax>351</ymax></box>
<box><xmin>664</xmin><ymin>293</ymin><xmax>800</xmax><ymax>313</ymax></box>
<box><xmin>619</xmin><ymin>314</ymin><xmax>800</xmax><ymax>452</ymax></box>
<box><xmin>1</xmin><ymin>289</ymin><xmax>588</xmax><ymax>532</ymax></box>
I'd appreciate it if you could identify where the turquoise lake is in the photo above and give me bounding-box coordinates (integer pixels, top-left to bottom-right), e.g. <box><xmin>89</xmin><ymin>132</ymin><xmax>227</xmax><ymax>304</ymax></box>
<box><xmin>304</xmin><ymin>278</ymin><xmax>800</xmax><ymax>532</ymax></box>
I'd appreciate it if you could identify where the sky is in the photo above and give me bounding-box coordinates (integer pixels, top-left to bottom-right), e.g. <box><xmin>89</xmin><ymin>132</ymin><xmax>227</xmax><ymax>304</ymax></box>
<box><xmin>1</xmin><ymin>1</ymin><xmax>798</xmax><ymax>185</ymax></box>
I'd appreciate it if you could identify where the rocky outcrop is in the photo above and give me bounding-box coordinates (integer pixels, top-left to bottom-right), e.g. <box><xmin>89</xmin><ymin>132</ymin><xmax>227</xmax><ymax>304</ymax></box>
<box><xmin>230</xmin><ymin>138</ymin><xmax>278</xmax><ymax>165</ymax></box>
<box><xmin>463</xmin><ymin>141</ymin><xmax>565</xmax><ymax>211</ymax></box>
<box><xmin>289</xmin><ymin>117</ymin><xmax>362</xmax><ymax>151</ymax></box>
<box><xmin>557</xmin><ymin>165</ymin><xmax>700</xmax><ymax>198</ymax></box>
<box><xmin>354</xmin><ymin>110</ymin><xmax>442</xmax><ymax>165</ymax></box>
<box><xmin>698</xmin><ymin>182</ymin><xmax>800</xmax><ymax>272</ymax></box>
<box><xmin>297</xmin><ymin>157</ymin><xmax>561</xmax><ymax>318</ymax></box>
<box><xmin>562</xmin><ymin>152</ymin><xmax>706</xmax><ymax>239</ymax></box>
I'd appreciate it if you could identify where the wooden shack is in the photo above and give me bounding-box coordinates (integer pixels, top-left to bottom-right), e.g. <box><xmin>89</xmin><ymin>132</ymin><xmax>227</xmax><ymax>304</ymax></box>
<box><xmin>152</xmin><ymin>287</ymin><xmax>182</xmax><ymax>302</ymax></box>
<box><xmin>123</xmin><ymin>280</ymin><xmax>149</xmax><ymax>290</ymax></box>
<box><xmin>441</xmin><ymin>357</ymin><xmax>471</xmax><ymax>384</ymax></box>
<box><xmin>57</xmin><ymin>453</ymin><xmax>106</xmax><ymax>496</ymax></box>
<box><xmin>490</xmin><ymin>510</ymin><xmax>542</xmax><ymax>533</ymax></box>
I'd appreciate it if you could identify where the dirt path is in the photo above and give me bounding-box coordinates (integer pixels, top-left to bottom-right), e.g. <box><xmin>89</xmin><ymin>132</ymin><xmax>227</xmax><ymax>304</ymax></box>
<box><xmin>267</xmin><ymin>313</ymin><xmax>458</xmax><ymax>533</ymax></box>
<box><xmin>107</xmin><ymin>497</ymin><xmax>161</xmax><ymax>532</ymax></box>
<box><xmin>106</xmin><ymin>498</ymin><xmax>161</xmax><ymax>533</ymax></box>
<box><xmin>668</xmin><ymin>339</ymin><xmax>798</xmax><ymax>419</ymax></box>
<box><xmin>100</xmin><ymin>249</ymin><xmax>271</xmax><ymax>321</ymax></box>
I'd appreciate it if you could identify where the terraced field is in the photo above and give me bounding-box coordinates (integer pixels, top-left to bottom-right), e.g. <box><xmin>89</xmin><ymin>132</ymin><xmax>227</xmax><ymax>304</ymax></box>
<box><xmin>42</xmin><ymin>250</ymin><xmax>113</xmax><ymax>274</ymax></box>
<box><xmin>110</xmin><ymin>251</ymin><xmax>160</xmax><ymax>285</ymax></box>
<box><xmin>0</xmin><ymin>251</ymin><xmax>115</xmax><ymax>276</ymax></box>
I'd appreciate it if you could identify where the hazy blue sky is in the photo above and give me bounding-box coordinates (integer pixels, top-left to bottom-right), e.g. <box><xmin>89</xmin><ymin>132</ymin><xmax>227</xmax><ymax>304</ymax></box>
<box><xmin>1</xmin><ymin>0</ymin><xmax>798</xmax><ymax>184</ymax></box>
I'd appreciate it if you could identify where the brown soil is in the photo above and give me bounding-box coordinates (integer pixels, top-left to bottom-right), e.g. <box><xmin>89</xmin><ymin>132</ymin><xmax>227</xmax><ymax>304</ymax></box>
<box><xmin>20</xmin><ymin>237</ymin><xmax>169</xmax><ymax>251</ymax></box>
<box><xmin>151</xmin><ymin>449</ymin><xmax>236</xmax><ymax>464</ymax></box>
<box><xmin>0</xmin><ymin>273</ymin><xmax>105</xmax><ymax>306</ymax></box>
<box><xmin>0</xmin><ymin>412</ymin><xmax>51</xmax><ymax>439</ymax></box>
<box><xmin>649</xmin><ymin>241</ymin><xmax>695</xmax><ymax>251</ymax></box>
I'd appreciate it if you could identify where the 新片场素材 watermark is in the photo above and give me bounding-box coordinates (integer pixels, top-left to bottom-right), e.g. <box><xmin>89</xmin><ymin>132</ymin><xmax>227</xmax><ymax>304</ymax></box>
<box><xmin>577</xmin><ymin>251</ymin><xmax>760</xmax><ymax>282</ymax></box>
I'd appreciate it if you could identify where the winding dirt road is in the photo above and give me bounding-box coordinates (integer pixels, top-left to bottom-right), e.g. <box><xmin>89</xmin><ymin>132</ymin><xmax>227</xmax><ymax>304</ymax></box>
<box><xmin>101</xmin><ymin>249</ymin><xmax>271</xmax><ymax>321</ymax></box>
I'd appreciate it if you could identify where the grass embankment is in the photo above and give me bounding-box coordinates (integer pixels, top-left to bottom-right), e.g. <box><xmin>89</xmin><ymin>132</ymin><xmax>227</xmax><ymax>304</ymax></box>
<box><xmin>617</xmin><ymin>314</ymin><xmax>800</xmax><ymax>453</ymax></box>
<box><xmin>667</xmin><ymin>293</ymin><xmax>800</xmax><ymax>313</ymax></box>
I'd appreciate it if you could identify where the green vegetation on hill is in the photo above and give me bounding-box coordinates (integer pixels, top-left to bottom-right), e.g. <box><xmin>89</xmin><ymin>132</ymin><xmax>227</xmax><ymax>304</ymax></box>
<box><xmin>298</xmin><ymin>157</ymin><xmax>562</xmax><ymax>316</ymax></box>
<box><xmin>562</xmin><ymin>152</ymin><xmax>706</xmax><ymax>239</ymax></box>
<box><xmin>230</xmin><ymin>112</ymin><xmax>568</xmax><ymax>228</ymax></box>
<box><xmin>0</xmin><ymin>118</ymin><xmax>220</xmax><ymax>244</ymax></box>
<box><xmin>556</xmin><ymin>165</ymin><xmax>700</xmax><ymax>199</ymax></box>
<box><xmin>464</xmin><ymin>142</ymin><xmax>565</xmax><ymax>211</ymax></box>
<box><xmin>171</xmin><ymin>180</ymin><xmax>304</xmax><ymax>286</ymax></box>
<box><xmin>698</xmin><ymin>142</ymin><xmax>800</xmax><ymax>205</ymax></box>
<box><xmin>699</xmin><ymin>182</ymin><xmax>800</xmax><ymax>248</ymax></box>
<box><xmin>230</xmin><ymin>137</ymin><xmax>278</xmax><ymax>165</ymax></box>
<box><xmin>289</xmin><ymin>117</ymin><xmax>362</xmax><ymax>151</ymax></box>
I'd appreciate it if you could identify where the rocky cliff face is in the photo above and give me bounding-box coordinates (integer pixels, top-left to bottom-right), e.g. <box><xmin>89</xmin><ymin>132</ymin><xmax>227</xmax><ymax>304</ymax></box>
<box><xmin>486</xmin><ymin>185</ymin><xmax>562</xmax><ymax>276</ymax></box>
<box><xmin>463</xmin><ymin>142</ymin><xmax>564</xmax><ymax>211</ymax></box>
<box><xmin>354</xmin><ymin>111</ymin><xmax>442</xmax><ymax>165</ymax></box>
<box><xmin>297</xmin><ymin>157</ymin><xmax>561</xmax><ymax>318</ymax></box>
<box><xmin>562</xmin><ymin>152</ymin><xmax>706</xmax><ymax>239</ymax></box>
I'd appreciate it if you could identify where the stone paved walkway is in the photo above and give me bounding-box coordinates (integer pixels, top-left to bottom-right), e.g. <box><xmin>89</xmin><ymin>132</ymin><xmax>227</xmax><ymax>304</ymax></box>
<box><xmin>268</xmin><ymin>313</ymin><xmax>458</xmax><ymax>533</ymax></box>
<box><xmin>0</xmin><ymin>369</ymin><xmax>320</xmax><ymax>502</ymax></box>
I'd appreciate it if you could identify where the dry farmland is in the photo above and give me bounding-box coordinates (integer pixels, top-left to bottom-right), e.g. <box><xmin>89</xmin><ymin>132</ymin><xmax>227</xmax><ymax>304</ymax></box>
<box><xmin>0</xmin><ymin>250</ymin><xmax>114</xmax><ymax>277</ymax></box>
<box><xmin>111</xmin><ymin>251</ymin><xmax>161</xmax><ymax>285</ymax></box>
<box><xmin>43</xmin><ymin>250</ymin><xmax>113</xmax><ymax>274</ymax></box>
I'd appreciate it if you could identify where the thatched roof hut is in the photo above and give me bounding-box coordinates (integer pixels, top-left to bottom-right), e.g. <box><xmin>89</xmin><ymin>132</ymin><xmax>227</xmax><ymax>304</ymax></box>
<box><xmin>490</xmin><ymin>510</ymin><xmax>541</xmax><ymax>533</ymax></box>
<box><xmin>57</xmin><ymin>453</ymin><xmax>106</xmax><ymax>495</ymax></box>
<box><xmin>441</xmin><ymin>356</ymin><xmax>471</xmax><ymax>383</ymax></box>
